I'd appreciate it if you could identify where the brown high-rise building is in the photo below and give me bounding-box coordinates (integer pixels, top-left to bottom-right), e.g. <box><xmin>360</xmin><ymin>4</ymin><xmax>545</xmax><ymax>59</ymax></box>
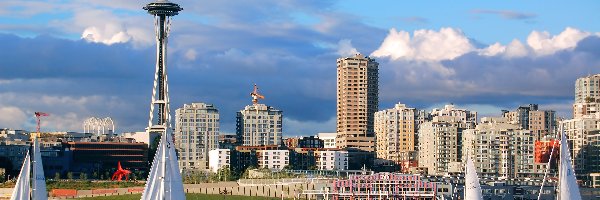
<box><xmin>336</xmin><ymin>53</ymin><xmax>379</xmax><ymax>152</ymax></box>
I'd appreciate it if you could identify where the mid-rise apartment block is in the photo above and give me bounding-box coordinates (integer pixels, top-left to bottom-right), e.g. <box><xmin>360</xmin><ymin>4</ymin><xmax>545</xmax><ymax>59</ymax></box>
<box><xmin>574</xmin><ymin>74</ymin><xmax>600</xmax><ymax>118</ymax></box>
<box><xmin>336</xmin><ymin>53</ymin><xmax>379</xmax><ymax>152</ymax></box>
<box><xmin>284</xmin><ymin>137</ymin><xmax>299</xmax><ymax>149</ymax></box>
<box><xmin>236</xmin><ymin>104</ymin><xmax>283</xmax><ymax>146</ymax></box>
<box><xmin>586</xmin><ymin>132</ymin><xmax>600</xmax><ymax>176</ymax></box>
<box><xmin>257</xmin><ymin>149</ymin><xmax>289</xmax><ymax>170</ymax></box>
<box><xmin>430</xmin><ymin>104</ymin><xmax>477</xmax><ymax>128</ymax></box>
<box><xmin>315</xmin><ymin>150</ymin><xmax>349</xmax><ymax>170</ymax></box>
<box><xmin>562</xmin><ymin>115</ymin><xmax>600</xmax><ymax>175</ymax></box>
<box><xmin>418</xmin><ymin>105</ymin><xmax>476</xmax><ymax>175</ymax></box>
<box><xmin>174</xmin><ymin>103</ymin><xmax>219</xmax><ymax>170</ymax></box>
<box><xmin>208</xmin><ymin>149</ymin><xmax>230</xmax><ymax>173</ymax></box>
<box><xmin>462</xmin><ymin>117</ymin><xmax>544</xmax><ymax>179</ymax></box>
<box><xmin>298</xmin><ymin>136</ymin><xmax>324</xmax><ymax>148</ymax></box>
<box><xmin>502</xmin><ymin>104</ymin><xmax>556</xmax><ymax>139</ymax></box>
<box><xmin>317</xmin><ymin>133</ymin><xmax>337</xmax><ymax>148</ymax></box>
<box><xmin>374</xmin><ymin>103</ymin><xmax>417</xmax><ymax>164</ymax></box>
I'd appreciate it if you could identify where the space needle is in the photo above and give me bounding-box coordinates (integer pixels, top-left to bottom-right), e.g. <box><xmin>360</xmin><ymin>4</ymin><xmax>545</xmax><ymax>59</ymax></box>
<box><xmin>141</xmin><ymin>0</ymin><xmax>185</xmax><ymax>199</ymax></box>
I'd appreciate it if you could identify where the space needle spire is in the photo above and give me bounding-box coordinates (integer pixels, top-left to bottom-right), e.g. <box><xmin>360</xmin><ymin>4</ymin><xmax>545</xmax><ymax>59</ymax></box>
<box><xmin>141</xmin><ymin>0</ymin><xmax>184</xmax><ymax>199</ymax></box>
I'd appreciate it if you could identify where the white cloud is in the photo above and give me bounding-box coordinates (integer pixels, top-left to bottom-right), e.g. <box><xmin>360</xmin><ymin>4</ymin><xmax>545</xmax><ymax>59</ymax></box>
<box><xmin>371</xmin><ymin>27</ymin><xmax>474</xmax><ymax>61</ymax></box>
<box><xmin>373</xmin><ymin>27</ymin><xmax>599</xmax><ymax>60</ymax></box>
<box><xmin>184</xmin><ymin>49</ymin><xmax>198</xmax><ymax>61</ymax></box>
<box><xmin>0</xmin><ymin>106</ymin><xmax>28</xmax><ymax>128</ymax></box>
<box><xmin>42</xmin><ymin>112</ymin><xmax>82</xmax><ymax>132</ymax></box>
<box><xmin>526</xmin><ymin>27</ymin><xmax>591</xmax><ymax>55</ymax></box>
<box><xmin>0</xmin><ymin>92</ymin><xmax>133</xmax><ymax>132</ymax></box>
<box><xmin>478</xmin><ymin>42</ymin><xmax>506</xmax><ymax>56</ymax></box>
<box><xmin>504</xmin><ymin>39</ymin><xmax>529</xmax><ymax>58</ymax></box>
<box><xmin>66</xmin><ymin>8</ymin><xmax>153</xmax><ymax>47</ymax></box>
<box><xmin>337</xmin><ymin>39</ymin><xmax>359</xmax><ymax>57</ymax></box>
<box><xmin>82</xmin><ymin>24</ymin><xmax>132</xmax><ymax>45</ymax></box>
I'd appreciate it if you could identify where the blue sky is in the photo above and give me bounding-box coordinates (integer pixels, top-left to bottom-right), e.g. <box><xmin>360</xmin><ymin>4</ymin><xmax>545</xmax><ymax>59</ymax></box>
<box><xmin>0</xmin><ymin>0</ymin><xmax>598</xmax><ymax>136</ymax></box>
<box><xmin>337</xmin><ymin>0</ymin><xmax>600</xmax><ymax>44</ymax></box>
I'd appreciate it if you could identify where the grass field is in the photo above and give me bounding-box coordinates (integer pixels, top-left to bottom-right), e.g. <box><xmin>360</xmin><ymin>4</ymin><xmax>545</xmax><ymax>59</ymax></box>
<box><xmin>76</xmin><ymin>193</ymin><xmax>291</xmax><ymax>200</ymax></box>
<box><xmin>0</xmin><ymin>180</ymin><xmax>145</xmax><ymax>190</ymax></box>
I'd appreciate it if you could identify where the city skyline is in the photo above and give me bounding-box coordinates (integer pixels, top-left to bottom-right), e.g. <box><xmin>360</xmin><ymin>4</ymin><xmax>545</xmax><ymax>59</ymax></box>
<box><xmin>0</xmin><ymin>1</ymin><xmax>599</xmax><ymax>136</ymax></box>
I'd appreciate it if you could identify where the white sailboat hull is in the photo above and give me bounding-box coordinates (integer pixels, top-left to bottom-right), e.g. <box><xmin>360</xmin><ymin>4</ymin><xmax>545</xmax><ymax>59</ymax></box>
<box><xmin>464</xmin><ymin>157</ymin><xmax>483</xmax><ymax>200</ymax></box>
<box><xmin>10</xmin><ymin>152</ymin><xmax>31</xmax><ymax>200</ymax></box>
<box><xmin>559</xmin><ymin>132</ymin><xmax>582</xmax><ymax>200</ymax></box>
<box><xmin>32</xmin><ymin>138</ymin><xmax>48</xmax><ymax>200</ymax></box>
<box><xmin>141</xmin><ymin>132</ymin><xmax>185</xmax><ymax>200</ymax></box>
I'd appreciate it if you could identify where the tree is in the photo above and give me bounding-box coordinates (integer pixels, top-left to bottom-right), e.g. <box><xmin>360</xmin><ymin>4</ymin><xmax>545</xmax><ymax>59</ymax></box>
<box><xmin>217</xmin><ymin>167</ymin><xmax>234</xmax><ymax>181</ymax></box>
<box><xmin>241</xmin><ymin>165</ymin><xmax>256</xmax><ymax>179</ymax></box>
<box><xmin>79</xmin><ymin>173</ymin><xmax>87</xmax><ymax>180</ymax></box>
<box><xmin>54</xmin><ymin>172</ymin><xmax>60</xmax><ymax>180</ymax></box>
<box><xmin>66</xmin><ymin>172</ymin><xmax>74</xmax><ymax>180</ymax></box>
<box><xmin>92</xmin><ymin>172</ymin><xmax>98</xmax><ymax>179</ymax></box>
<box><xmin>585</xmin><ymin>96</ymin><xmax>595</xmax><ymax>103</ymax></box>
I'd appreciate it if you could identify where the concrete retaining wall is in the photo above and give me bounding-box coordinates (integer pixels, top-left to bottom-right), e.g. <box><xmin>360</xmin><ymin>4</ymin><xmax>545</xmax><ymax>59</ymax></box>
<box><xmin>1</xmin><ymin>182</ymin><xmax>320</xmax><ymax>199</ymax></box>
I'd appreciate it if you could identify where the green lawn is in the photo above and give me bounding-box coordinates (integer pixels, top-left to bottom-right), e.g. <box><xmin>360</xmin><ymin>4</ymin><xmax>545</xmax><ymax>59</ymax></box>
<box><xmin>76</xmin><ymin>193</ymin><xmax>291</xmax><ymax>200</ymax></box>
<box><xmin>0</xmin><ymin>181</ymin><xmax>145</xmax><ymax>190</ymax></box>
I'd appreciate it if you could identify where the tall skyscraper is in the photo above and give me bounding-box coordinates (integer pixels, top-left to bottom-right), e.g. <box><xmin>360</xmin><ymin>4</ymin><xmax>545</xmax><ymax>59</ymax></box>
<box><xmin>174</xmin><ymin>103</ymin><xmax>219</xmax><ymax>170</ymax></box>
<box><xmin>336</xmin><ymin>53</ymin><xmax>379</xmax><ymax>152</ymax></box>
<box><xmin>236</xmin><ymin>104</ymin><xmax>283</xmax><ymax>146</ymax></box>
<box><xmin>374</xmin><ymin>103</ymin><xmax>417</xmax><ymax>165</ymax></box>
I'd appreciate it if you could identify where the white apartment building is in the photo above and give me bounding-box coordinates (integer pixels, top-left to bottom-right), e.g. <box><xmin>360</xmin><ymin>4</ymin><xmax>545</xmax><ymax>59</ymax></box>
<box><xmin>418</xmin><ymin>105</ymin><xmax>477</xmax><ymax>175</ymax></box>
<box><xmin>562</xmin><ymin>114</ymin><xmax>600</xmax><ymax>173</ymax></box>
<box><xmin>208</xmin><ymin>149</ymin><xmax>230</xmax><ymax>173</ymax></box>
<box><xmin>574</xmin><ymin>74</ymin><xmax>600</xmax><ymax>118</ymax></box>
<box><xmin>316</xmin><ymin>150</ymin><xmax>349</xmax><ymax>170</ymax></box>
<box><xmin>175</xmin><ymin>103</ymin><xmax>220</xmax><ymax>170</ymax></box>
<box><xmin>257</xmin><ymin>150</ymin><xmax>289</xmax><ymax>170</ymax></box>
<box><xmin>430</xmin><ymin>104</ymin><xmax>477</xmax><ymax>129</ymax></box>
<box><xmin>374</xmin><ymin>103</ymin><xmax>417</xmax><ymax>163</ymax></box>
<box><xmin>463</xmin><ymin>117</ymin><xmax>542</xmax><ymax>179</ymax></box>
<box><xmin>236</xmin><ymin>104</ymin><xmax>283</xmax><ymax>146</ymax></box>
<box><xmin>317</xmin><ymin>133</ymin><xmax>337</xmax><ymax>148</ymax></box>
<box><xmin>575</xmin><ymin>74</ymin><xmax>600</xmax><ymax>103</ymax></box>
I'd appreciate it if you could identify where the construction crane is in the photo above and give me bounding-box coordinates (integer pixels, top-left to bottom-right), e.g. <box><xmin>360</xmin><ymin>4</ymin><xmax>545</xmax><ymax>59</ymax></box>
<box><xmin>33</xmin><ymin>112</ymin><xmax>49</xmax><ymax>138</ymax></box>
<box><xmin>250</xmin><ymin>84</ymin><xmax>265</xmax><ymax>104</ymax></box>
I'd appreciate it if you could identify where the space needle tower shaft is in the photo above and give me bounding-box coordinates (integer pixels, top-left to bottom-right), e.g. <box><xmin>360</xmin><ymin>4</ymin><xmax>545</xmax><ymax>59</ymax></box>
<box><xmin>144</xmin><ymin>0</ymin><xmax>182</xmax><ymax>132</ymax></box>
<box><xmin>141</xmin><ymin>1</ymin><xmax>185</xmax><ymax>199</ymax></box>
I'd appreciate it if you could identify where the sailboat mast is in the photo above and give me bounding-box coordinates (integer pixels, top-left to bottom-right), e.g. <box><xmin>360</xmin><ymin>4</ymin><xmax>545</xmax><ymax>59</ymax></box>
<box><xmin>161</xmin><ymin>134</ymin><xmax>167</xmax><ymax>199</ymax></box>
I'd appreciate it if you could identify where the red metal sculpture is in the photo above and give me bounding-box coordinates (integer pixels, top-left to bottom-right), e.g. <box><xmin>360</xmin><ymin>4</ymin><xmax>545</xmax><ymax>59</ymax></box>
<box><xmin>111</xmin><ymin>161</ymin><xmax>132</xmax><ymax>181</ymax></box>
